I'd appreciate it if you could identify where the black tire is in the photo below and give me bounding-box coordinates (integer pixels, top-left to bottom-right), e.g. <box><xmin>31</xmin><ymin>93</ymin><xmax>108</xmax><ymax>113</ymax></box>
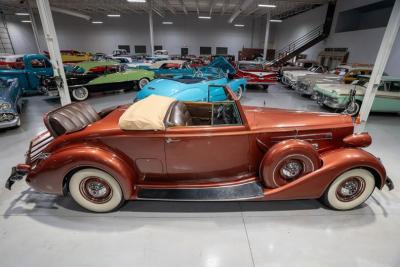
<box><xmin>263</xmin><ymin>84</ymin><xmax>269</xmax><ymax>93</ymax></box>
<box><xmin>345</xmin><ymin>101</ymin><xmax>361</xmax><ymax>117</ymax></box>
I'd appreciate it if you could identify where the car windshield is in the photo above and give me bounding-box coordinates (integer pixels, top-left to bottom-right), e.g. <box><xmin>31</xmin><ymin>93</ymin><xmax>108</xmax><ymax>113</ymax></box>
<box><xmin>238</xmin><ymin>63</ymin><xmax>264</xmax><ymax>71</ymax></box>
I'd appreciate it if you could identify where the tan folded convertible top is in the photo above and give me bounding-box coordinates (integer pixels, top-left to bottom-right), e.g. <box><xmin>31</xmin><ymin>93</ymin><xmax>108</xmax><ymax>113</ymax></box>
<box><xmin>119</xmin><ymin>95</ymin><xmax>176</xmax><ymax>131</ymax></box>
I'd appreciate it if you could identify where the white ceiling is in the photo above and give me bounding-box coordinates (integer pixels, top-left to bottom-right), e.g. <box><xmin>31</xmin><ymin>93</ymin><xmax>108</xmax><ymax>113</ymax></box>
<box><xmin>0</xmin><ymin>0</ymin><xmax>330</xmax><ymax>20</ymax></box>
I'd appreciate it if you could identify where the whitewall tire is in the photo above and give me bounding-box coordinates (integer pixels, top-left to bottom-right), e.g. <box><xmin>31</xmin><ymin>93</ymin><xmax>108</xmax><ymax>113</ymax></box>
<box><xmin>69</xmin><ymin>168</ymin><xmax>124</xmax><ymax>213</ymax></box>
<box><xmin>236</xmin><ymin>86</ymin><xmax>244</xmax><ymax>100</ymax></box>
<box><xmin>138</xmin><ymin>78</ymin><xmax>150</xmax><ymax>90</ymax></box>
<box><xmin>322</xmin><ymin>169</ymin><xmax>375</xmax><ymax>210</ymax></box>
<box><xmin>72</xmin><ymin>87</ymin><xmax>89</xmax><ymax>101</ymax></box>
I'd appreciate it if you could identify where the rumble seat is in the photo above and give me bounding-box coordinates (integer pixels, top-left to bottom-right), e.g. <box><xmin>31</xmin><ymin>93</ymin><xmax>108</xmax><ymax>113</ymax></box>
<box><xmin>44</xmin><ymin>102</ymin><xmax>100</xmax><ymax>137</ymax></box>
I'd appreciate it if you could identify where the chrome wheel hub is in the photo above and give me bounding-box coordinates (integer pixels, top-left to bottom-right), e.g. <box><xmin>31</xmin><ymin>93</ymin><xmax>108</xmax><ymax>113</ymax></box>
<box><xmin>79</xmin><ymin>177</ymin><xmax>112</xmax><ymax>204</ymax></box>
<box><xmin>336</xmin><ymin>176</ymin><xmax>366</xmax><ymax>202</ymax></box>
<box><xmin>280</xmin><ymin>160</ymin><xmax>303</xmax><ymax>180</ymax></box>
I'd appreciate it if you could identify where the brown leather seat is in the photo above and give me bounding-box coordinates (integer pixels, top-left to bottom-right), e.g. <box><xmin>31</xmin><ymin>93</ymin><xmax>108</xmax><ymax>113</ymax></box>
<box><xmin>168</xmin><ymin>102</ymin><xmax>193</xmax><ymax>126</ymax></box>
<box><xmin>44</xmin><ymin>102</ymin><xmax>100</xmax><ymax>137</ymax></box>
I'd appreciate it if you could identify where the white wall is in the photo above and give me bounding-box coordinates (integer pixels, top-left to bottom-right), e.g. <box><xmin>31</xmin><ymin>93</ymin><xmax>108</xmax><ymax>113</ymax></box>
<box><xmin>6</xmin><ymin>12</ymin><xmax>265</xmax><ymax>58</ymax></box>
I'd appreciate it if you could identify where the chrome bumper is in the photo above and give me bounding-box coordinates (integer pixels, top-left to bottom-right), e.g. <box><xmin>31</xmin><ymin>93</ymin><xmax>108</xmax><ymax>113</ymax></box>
<box><xmin>316</xmin><ymin>94</ymin><xmax>346</xmax><ymax>109</ymax></box>
<box><xmin>0</xmin><ymin>115</ymin><xmax>20</xmax><ymax>129</ymax></box>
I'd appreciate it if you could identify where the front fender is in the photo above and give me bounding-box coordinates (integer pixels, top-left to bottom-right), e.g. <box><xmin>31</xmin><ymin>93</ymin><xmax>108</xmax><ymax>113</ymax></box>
<box><xmin>26</xmin><ymin>145</ymin><xmax>138</xmax><ymax>199</ymax></box>
<box><xmin>227</xmin><ymin>78</ymin><xmax>247</xmax><ymax>92</ymax></box>
<box><xmin>264</xmin><ymin>148</ymin><xmax>387</xmax><ymax>200</ymax></box>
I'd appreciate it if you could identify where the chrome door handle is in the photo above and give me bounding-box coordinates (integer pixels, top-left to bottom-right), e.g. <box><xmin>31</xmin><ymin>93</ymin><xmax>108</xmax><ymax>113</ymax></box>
<box><xmin>165</xmin><ymin>138</ymin><xmax>181</xmax><ymax>143</ymax></box>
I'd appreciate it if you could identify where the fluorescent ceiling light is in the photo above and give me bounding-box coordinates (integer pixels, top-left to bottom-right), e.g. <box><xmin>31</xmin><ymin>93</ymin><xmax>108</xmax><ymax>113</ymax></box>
<box><xmin>15</xmin><ymin>12</ymin><xmax>29</xmax><ymax>16</ymax></box>
<box><xmin>234</xmin><ymin>24</ymin><xmax>245</xmax><ymax>27</ymax></box>
<box><xmin>270</xmin><ymin>19</ymin><xmax>282</xmax><ymax>22</ymax></box>
<box><xmin>258</xmin><ymin>4</ymin><xmax>277</xmax><ymax>8</ymax></box>
<box><xmin>162</xmin><ymin>21</ymin><xmax>173</xmax><ymax>24</ymax></box>
<box><xmin>198</xmin><ymin>16</ymin><xmax>211</xmax><ymax>19</ymax></box>
<box><xmin>21</xmin><ymin>20</ymin><xmax>31</xmax><ymax>23</ymax></box>
<box><xmin>127</xmin><ymin>0</ymin><xmax>146</xmax><ymax>2</ymax></box>
<box><xmin>92</xmin><ymin>21</ymin><xmax>103</xmax><ymax>24</ymax></box>
<box><xmin>107</xmin><ymin>14</ymin><xmax>121</xmax><ymax>17</ymax></box>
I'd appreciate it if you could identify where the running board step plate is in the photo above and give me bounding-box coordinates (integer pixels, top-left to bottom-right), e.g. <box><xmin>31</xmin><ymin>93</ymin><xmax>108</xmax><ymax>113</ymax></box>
<box><xmin>137</xmin><ymin>181</ymin><xmax>264</xmax><ymax>201</ymax></box>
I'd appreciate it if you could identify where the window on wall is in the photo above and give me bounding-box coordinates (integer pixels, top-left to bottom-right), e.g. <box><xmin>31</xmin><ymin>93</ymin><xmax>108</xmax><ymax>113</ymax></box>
<box><xmin>181</xmin><ymin>48</ymin><xmax>188</xmax><ymax>56</ymax></box>
<box><xmin>135</xmin><ymin>45</ymin><xmax>147</xmax><ymax>54</ymax></box>
<box><xmin>216</xmin><ymin>47</ymin><xmax>228</xmax><ymax>55</ymax></box>
<box><xmin>200</xmin><ymin>47</ymin><xmax>212</xmax><ymax>55</ymax></box>
<box><xmin>118</xmin><ymin>45</ymin><xmax>130</xmax><ymax>53</ymax></box>
<box><xmin>335</xmin><ymin>0</ymin><xmax>394</xmax><ymax>33</ymax></box>
<box><xmin>154</xmin><ymin>45</ymin><xmax>163</xmax><ymax>51</ymax></box>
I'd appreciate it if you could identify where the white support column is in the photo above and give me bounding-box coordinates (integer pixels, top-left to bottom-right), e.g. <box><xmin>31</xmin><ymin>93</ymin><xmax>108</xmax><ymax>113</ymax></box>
<box><xmin>356</xmin><ymin>0</ymin><xmax>400</xmax><ymax>132</ymax></box>
<box><xmin>27</xmin><ymin>1</ymin><xmax>41</xmax><ymax>53</ymax></box>
<box><xmin>36</xmin><ymin>0</ymin><xmax>71</xmax><ymax>106</ymax></box>
<box><xmin>148</xmin><ymin>0</ymin><xmax>155</xmax><ymax>57</ymax></box>
<box><xmin>263</xmin><ymin>11</ymin><xmax>271</xmax><ymax>61</ymax></box>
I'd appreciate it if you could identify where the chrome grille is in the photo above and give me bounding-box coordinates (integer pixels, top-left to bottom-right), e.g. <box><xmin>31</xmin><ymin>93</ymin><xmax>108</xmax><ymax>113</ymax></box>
<box><xmin>26</xmin><ymin>131</ymin><xmax>53</xmax><ymax>164</ymax></box>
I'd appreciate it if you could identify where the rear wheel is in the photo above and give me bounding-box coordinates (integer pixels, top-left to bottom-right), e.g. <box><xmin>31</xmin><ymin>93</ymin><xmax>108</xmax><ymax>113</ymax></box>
<box><xmin>322</xmin><ymin>169</ymin><xmax>375</xmax><ymax>210</ymax></box>
<box><xmin>69</xmin><ymin>168</ymin><xmax>124</xmax><ymax>212</ymax></box>
<box><xmin>71</xmin><ymin>87</ymin><xmax>89</xmax><ymax>101</ymax></box>
<box><xmin>138</xmin><ymin>77</ymin><xmax>150</xmax><ymax>90</ymax></box>
<box><xmin>344</xmin><ymin>101</ymin><xmax>361</xmax><ymax>117</ymax></box>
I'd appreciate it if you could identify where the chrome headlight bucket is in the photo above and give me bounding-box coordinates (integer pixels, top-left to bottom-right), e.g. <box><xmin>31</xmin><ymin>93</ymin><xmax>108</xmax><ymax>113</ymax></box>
<box><xmin>0</xmin><ymin>102</ymin><xmax>12</xmax><ymax>110</ymax></box>
<box><xmin>0</xmin><ymin>113</ymin><xmax>15</xmax><ymax>122</ymax></box>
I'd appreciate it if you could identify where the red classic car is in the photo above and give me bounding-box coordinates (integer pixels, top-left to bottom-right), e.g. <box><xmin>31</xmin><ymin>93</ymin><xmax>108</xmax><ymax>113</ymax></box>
<box><xmin>235</xmin><ymin>61</ymin><xmax>277</xmax><ymax>91</ymax></box>
<box><xmin>6</xmin><ymin>86</ymin><xmax>393</xmax><ymax>212</ymax></box>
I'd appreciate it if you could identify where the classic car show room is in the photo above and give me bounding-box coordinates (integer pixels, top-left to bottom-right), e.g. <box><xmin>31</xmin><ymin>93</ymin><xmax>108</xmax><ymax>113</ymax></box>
<box><xmin>0</xmin><ymin>0</ymin><xmax>400</xmax><ymax>266</ymax></box>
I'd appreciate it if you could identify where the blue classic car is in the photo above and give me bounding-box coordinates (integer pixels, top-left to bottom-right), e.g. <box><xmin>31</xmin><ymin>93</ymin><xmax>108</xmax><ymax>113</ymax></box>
<box><xmin>135</xmin><ymin>57</ymin><xmax>247</xmax><ymax>101</ymax></box>
<box><xmin>0</xmin><ymin>77</ymin><xmax>22</xmax><ymax>129</ymax></box>
<box><xmin>0</xmin><ymin>54</ymin><xmax>54</xmax><ymax>95</ymax></box>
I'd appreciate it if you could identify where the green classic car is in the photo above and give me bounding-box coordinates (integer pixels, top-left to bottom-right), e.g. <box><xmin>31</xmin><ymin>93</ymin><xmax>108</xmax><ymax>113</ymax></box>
<box><xmin>46</xmin><ymin>65</ymin><xmax>154</xmax><ymax>101</ymax></box>
<box><xmin>314</xmin><ymin>76</ymin><xmax>400</xmax><ymax>116</ymax></box>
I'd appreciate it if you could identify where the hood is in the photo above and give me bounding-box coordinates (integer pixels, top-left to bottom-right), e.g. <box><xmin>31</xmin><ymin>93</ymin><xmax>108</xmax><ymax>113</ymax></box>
<box><xmin>208</xmin><ymin>57</ymin><xmax>236</xmax><ymax>75</ymax></box>
<box><xmin>315</xmin><ymin>83</ymin><xmax>366</xmax><ymax>96</ymax></box>
<box><xmin>243</xmin><ymin>106</ymin><xmax>353</xmax><ymax>130</ymax></box>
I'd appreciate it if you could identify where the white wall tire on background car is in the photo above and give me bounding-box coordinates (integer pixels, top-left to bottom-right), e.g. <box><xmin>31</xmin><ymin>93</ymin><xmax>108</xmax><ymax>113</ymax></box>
<box><xmin>69</xmin><ymin>168</ymin><xmax>124</xmax><ymax>212</ymax></box>
<box><xmin>322</xmin><ymin>169</ymin><xmax>375</xmax><ymax>210</ymax></box>
<box><xmin>72</xmin><ymin>87</ymin><xmax>89</xmax><ymax>101</ymax></box>
<box><xmin>236</xmin><ymin>85</ymin><xmax>244</xmax><ymax>100</ymax></box>
<box><xmin>138</xmin><ymin>78</ymin><xmax>150</xmax><ymax>90</ymax></box>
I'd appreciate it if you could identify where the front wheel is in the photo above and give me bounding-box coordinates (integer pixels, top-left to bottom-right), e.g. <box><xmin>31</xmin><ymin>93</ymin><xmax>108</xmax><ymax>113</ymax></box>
<box><xmin>138</xmin><ymin>77</ymin><xmax>150</xmax><ymax>90</ymax></box>
<box><xmin>263</xmin><ymin>84</ymin><xmax>269</xmax><ymax>93</ymax></box>
<box><xmin>69</xmin><ymin>168</ymin><xmax>124</xmax><ymax>212</ymax></box>
<box><xmin>321</xmin><ymin>169</ymin><xmax>375</xmax><ymax>210</ymax></box>
<box><xmin>236</xmin><ymin>85</ymin><xmax>244</xmax><ymax>100</ymax></box>
<box><xmin>71</xmin><ymin>87</ymin><xmax>89</xmax><ymax>101</ymax></box>
<box><xmin>343</xmin><ymin>101</ymin><xmax>361</xmax><ymax>117</ymax></box>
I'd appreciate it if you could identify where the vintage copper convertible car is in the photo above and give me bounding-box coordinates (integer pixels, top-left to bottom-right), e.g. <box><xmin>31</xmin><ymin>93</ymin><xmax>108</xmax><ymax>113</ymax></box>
<box><xmin>6</xmin><ymin>86</ymin><xmax>393</xmax><ymax>212</ymax></box>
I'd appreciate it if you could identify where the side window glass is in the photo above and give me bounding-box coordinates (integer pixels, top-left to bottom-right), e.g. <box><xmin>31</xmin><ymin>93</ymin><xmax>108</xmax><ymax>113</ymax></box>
<box><xmin>212</xmin><ymin>102</ymin><xmax>242</xmax><ymax>126</ymax></box>
<box><xmin>389</xmin><ymin>81</ymin><xmax>400</xmax><ymax>92</ymax></box>
<box><xmin>30</xmin><ymin>59</ymin><xmax>46</xmax><ymax>68</ymax></box>
<box><xmin>44</xmin><ymin>59</ymin><xmax>52</xmax><ymax>68</ymax></box>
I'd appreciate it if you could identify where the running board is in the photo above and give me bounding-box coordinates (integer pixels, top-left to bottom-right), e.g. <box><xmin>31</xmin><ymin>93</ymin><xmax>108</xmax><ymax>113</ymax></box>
<box><xmin>137</xmin><ymin>181</ymin><xmax>264</xmax><ymax>201</ymax></box>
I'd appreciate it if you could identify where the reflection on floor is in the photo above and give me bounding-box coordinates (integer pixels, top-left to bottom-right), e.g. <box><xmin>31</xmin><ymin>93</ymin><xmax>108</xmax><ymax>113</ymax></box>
<box><xmin>0</xmin><ymin>84</ymin><xmax>399</xmax><ymax>267</ymax></box>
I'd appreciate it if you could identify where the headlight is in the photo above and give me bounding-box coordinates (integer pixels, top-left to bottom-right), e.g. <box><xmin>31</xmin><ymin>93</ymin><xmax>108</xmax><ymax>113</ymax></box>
<box><xmin>0</xmin><ymin>103</ymin><xmax>12</xmax><ymax>110</ymax></box>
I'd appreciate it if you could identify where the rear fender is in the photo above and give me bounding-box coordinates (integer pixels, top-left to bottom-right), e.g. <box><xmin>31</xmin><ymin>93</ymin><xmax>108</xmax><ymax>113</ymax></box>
<box><xmin>26</xmin><ymin>145</ymin><xmax>138</xmax><ymax>199</ymax></box>
<box><xmin>227</xmin><ymin>78</ymin><xmax>246</xmax><ymax>92</ymax></box>
<box><xmin>264</xmin><ymin>148</ymin><xmax>387</xmax><ymax>200</ymax></box>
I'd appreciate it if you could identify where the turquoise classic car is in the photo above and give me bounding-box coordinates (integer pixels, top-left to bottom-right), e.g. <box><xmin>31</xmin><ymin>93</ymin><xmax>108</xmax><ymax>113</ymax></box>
<box><xmin>0</xmin><ymin>77</ymin><xmax>22</xmax><ymax>129</ymax></box>
<box><xmin>0</xmin><ymin>54</ymin><xmax>54</xmax><ymax>95</ymax></box>
<box><xmin>314</xmin><ymin>75</ymin><xmax>400</xmax><ymax>116</ymax></box>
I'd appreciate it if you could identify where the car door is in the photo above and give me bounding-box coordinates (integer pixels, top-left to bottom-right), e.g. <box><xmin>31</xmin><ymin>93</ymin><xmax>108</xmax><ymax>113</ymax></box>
<box><xmin>373</xmin><ymin>81</ymin><xmax>400</xmax><ymax>112</ymax></box>
<box><xmin>164</xmin><ymin>100</ymin><xmax>251</xmax><ymax>183</ymax></box>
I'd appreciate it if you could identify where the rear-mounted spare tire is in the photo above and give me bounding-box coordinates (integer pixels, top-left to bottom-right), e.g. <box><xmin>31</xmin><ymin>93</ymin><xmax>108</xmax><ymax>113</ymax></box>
<box><xmin>260</xmin><ymin>139</ymin><xmax>321</xmax><ymax>188</ymax></box>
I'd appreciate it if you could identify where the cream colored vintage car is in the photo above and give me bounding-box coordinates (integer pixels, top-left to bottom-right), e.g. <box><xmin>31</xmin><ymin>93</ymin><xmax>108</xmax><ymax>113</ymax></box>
<box><xmin>282</xmin><ymin>65</ymin><xmax>326</xmax><ymax>87</ymax></box>
<box><xmin>294</xmin><ymin>65</ymin><xmax>374</xmax><ymax>96</ymax></box>
<box><xmin>314</xmin><ymin>76</ymin><xmax>400</xmax><ymax>116</ymax></box>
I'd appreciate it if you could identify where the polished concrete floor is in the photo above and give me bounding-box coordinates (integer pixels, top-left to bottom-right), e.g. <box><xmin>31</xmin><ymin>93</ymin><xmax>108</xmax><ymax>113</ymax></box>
<box><xmin>0</xmin><ymin>84</ymin><xmax>399</xmax><ymax>267</ymax></box>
